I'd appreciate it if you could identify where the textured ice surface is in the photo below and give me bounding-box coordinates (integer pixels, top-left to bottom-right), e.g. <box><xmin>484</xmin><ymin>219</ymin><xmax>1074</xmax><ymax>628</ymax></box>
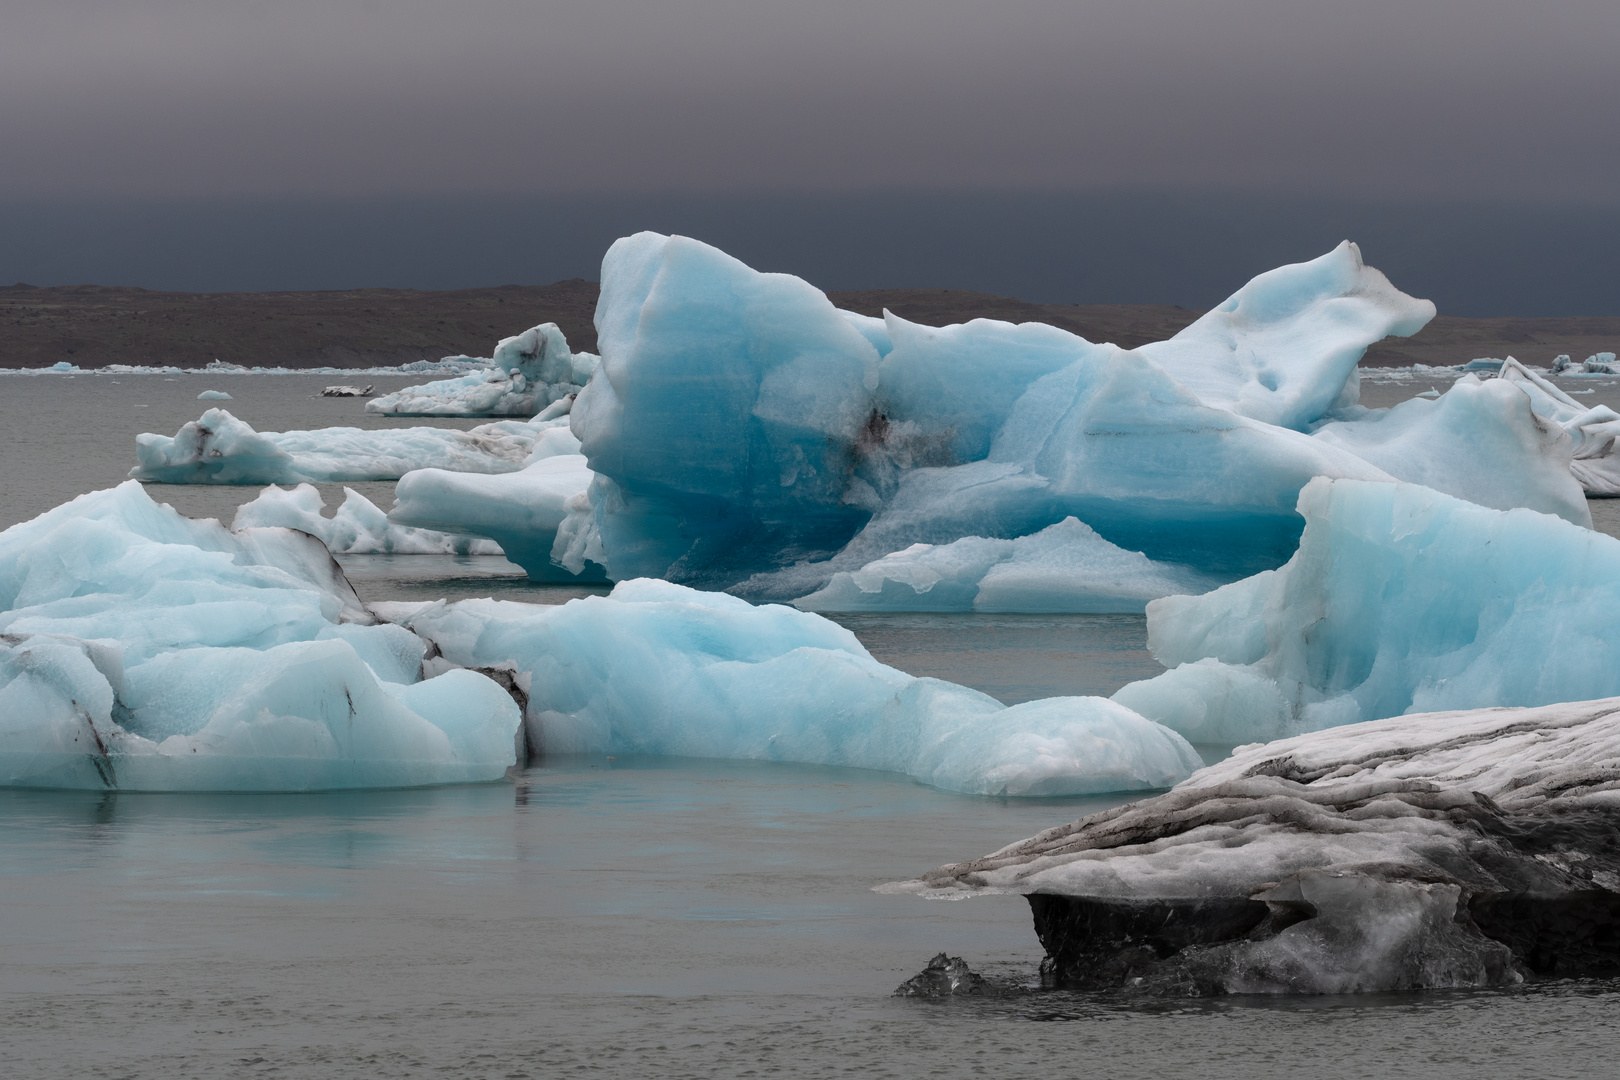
<box><xmin>374</xmin><ymin>579</ymin><xmax>1202</xmax><ymax>796</ymax></box>
<box><xmin>1309</xmin><ymin>372</ymin><xmax>1589</xmax><ymax>522</ymax></box>
<box><xmin>131</xmin><ymin>408</ymin><xmax>544</xmax><ymax>484</ymax></box>
<box><xmin>1113</xmin><ymin>478</ymin><xmax>1620</xmax><ymax>744</ymax></box>
<box><xmin>0</xmin><ymin>483</ymin><xmax>520</xmax><ymax>790</ymax></box>
<box><xmin>887</xmin><ymin>697</ymin><xmax>1620</xmax><ymax>992</ymax></box>
<box><xmin>232</xmin><ymin>484</ymin><xmax>503</xmax><ymax>555</ymax></box>
<box><xmin>1500</xmin><ymin>358</ymin><xmax>1620</xmax><ymax>495</ymax></box>
<box><xmin>558</xmin><ymin>233</ymin><xmax>1580</xmax><ymax>603</ymax></box>
<box><xmin>366</xmin><ymin>324</ymin><xmax>598</xmax><ymax>417</ymax></box>
<box><xmin>793</xmin><ymin>517</ymin><xmax>1223</xmax><ymax>613</ymax></box>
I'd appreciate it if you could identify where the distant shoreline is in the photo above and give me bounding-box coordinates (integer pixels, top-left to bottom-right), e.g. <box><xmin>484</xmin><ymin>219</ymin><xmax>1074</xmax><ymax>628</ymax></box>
<box><xmin>3</xmin><ymin>280</ymin><xmax>1616</xmax><ymax>371</ymax></box>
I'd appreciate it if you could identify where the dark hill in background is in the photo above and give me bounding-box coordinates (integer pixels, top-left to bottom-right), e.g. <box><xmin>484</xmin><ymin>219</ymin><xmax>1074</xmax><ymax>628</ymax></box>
<box><xmin>2</xmin><ymin>280</ymin><xmax>1616</xmax><ymax>369</ymax></box>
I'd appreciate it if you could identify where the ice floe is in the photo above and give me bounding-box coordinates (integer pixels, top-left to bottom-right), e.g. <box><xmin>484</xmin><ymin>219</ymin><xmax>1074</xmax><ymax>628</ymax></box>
<box><xmin>885</xmin><ymin>696</ymin><xmax>1620</xmax><ymax>992</ymax></box>
<box><xmin>0</xmin><ymin>483</ymin><xmax>521</xmax><ymax>790</ymax></box>
<box><xmin>365</xmin><ymin>323</ymin><xmax>599</xmax><ymax>417</ymax></box>
<box><xmin>131</xmin><ymin>408</ymin><xmax>543</xmax><ymax>484</ymax></box>
<box><xmin>1113</xmin><ymin>477</ymin><xmax>1620</xmax><ymax>745</ymax></box>
<box><xmin>1499</xmin><ymin>358</ymin><xmax>1620</xmax><ymax>495</ymax></box>
<box><xmin>232</xmin><ymin>483</ymin><xmax>503</xmax><ymax>555</ymax></box>
<box><xmin>373</xmin><ymin>579</ymin><xmax>1204</xmax><ymax>796</ymax></box>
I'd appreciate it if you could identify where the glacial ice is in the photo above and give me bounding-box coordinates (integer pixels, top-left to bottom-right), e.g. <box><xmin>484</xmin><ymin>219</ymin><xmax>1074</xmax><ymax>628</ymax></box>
<box><xmin>0</xmin><ymin>482</ymin><xmax>521</xmax><ymax>790</ymax></box>
<box><xmin>563</xmin><ymin>234</ymin><xmax>1453</xmax><ymax>597</ymax></box>
<box><xmin>366</xmin><ymin>323</ymin><xmax>599</xmax><ymax>417</ymax></box>
<box><xmin>131</xmin><ymin>408</ymin><xmax>545</xmax><ymax>484</ymax></box>
<box><xmin>387</xmin><ymin>422</ymin><xmax>597</xmax><ymax>579</ymax></box>
<box><xmin>373</xmin><ymin>579</ymin><xmax>1204</xmax><ymax>797</ymax></box>
<box><xmin>887</xmin><ymin>696</ymin><xmax>1620</xmax><ymax>992</ymax></box>
<box><xmin>1499</xmin><ymin>358</ymin><xmax>1620</xmax><ymax>495</ymax></box>
<box><xmin>1309</xmin><ymin>372</ymin><xmax>1590</xmax><ymax>521</ymax></box>
<box><xmin>196</xmin><ymin>389</ymin><xmax>232</xmax><ymax>400</ymax></box>
<box><xmin>792</xmin><ymin>517</ymin><xmax>1224</xmax><ymax>613</ymax></box>
<box><xmin>1112</xmin><ymin>477</ymin><xmax>1620</xmax><ymax>745</ymax></box>
<box><xmin>232</xmin><ymin>483</ymin><xmax>503</xmax><ymax>555</ymax></box>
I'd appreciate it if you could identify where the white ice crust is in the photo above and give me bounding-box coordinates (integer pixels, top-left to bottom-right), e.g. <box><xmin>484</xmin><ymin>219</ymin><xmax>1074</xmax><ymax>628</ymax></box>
<box><xmin>1114</xmin><ymin>477</ymin><xmax>1620</xmax><ymax>744</ymax></box>
<box><xmin>0</xmin><ymin>483</ymin><xmax>521</xmax><ymax>790</ymax></box>
<box><xmin>373</xmin><ymin>580</ymin><xmax>1204</xmax><ymax>797</ymax></box>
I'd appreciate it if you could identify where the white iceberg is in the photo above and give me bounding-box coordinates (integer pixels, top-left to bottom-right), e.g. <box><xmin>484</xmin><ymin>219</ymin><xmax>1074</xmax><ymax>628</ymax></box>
<box><xmin>1112</xmin><ymin>477</ymin><xmax>1620</xmax><ymax>746</ymax></box>
<box><xmin>792</xmin><ymin>517</ymin><xmax>1224</xmax><ymax>613</ymax></box>
<box><xmin>1499</xmin><ymin>358</ymin><xmax>1620</xmax><ymax>495</ymax></box>
<box><xmin>373</xmin><ymin>579</ymin><xmax>1203</xmax><ymax>797</ymax></box>
<box><xmin>232</xmin><ymin>483</ymin><xmax>503</xmax><ymax>555</ymax></box>
<box><xmin>0</xmin><ymin>483</ymin><xmax>522</xmax><ymax>790</ymax></box>
<box><xmin>365</xmin><ymin>324</ymin><xmax>599</xmax><ymax>417</ymax></box>
<box><xmin>131</xmin><ymin>408</ymin><xmax>546</xmax><ymax>484</ymax></box>
<box><xmin>196</xmin><ymin>389</ymin><xmax>232</xmax><ymax>401</ymax></box>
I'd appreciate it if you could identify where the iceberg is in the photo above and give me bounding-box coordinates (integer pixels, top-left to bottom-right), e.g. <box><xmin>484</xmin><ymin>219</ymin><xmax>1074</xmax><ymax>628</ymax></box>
<box><xmin>886</xmin><ymin>696</ymin><xmax>1620</xmax><ymax>993</ymax></box>
<box><xmin>1112</xmin><ymin>477</ymin><xmax>1620</xmax><ymax>746</ymax></box>
<box><xmin>365</xmin><ymin>324</ymin><xmax>599</xmax><ymax>417</ymax></box>
<box><xmin>373</xmin><ymin>579</ymin><xmax>1203</xmax><ymax>797</ymax></box>
<box><xmin>1500</xmin><ymin>358</ymin><xmax>1620</xmax><ymax>495</ymax></box>
<box><xmin>792</xmin><ymin>517</ymin><xmax>1224</xmax><ymax>613</ymax></box>
<box><xmin>131</xmin><ymin>408</ymin><xmax>546</xmax><ymax>484</ymax></box>
<box><xmin>564</xmin><ymin>234</ymin><xmax>1447</xmax><ymax>596</ymax></box>
<box><xmin>0</xmin><ymin>483</ymin><xmax>522</xmax><ymax>790</ymax></box>
<box><xmin>232</xmin><ymin>483</ymin><xmax>503</xmax><ymax>555</ymax></box>
<box><xmin>196</xmin><ymin>389</ymin><xmax>232</xmax><ymax>401</ymax></box>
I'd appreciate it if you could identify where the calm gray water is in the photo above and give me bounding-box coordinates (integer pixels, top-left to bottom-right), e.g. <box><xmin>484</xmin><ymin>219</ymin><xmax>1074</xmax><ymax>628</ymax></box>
<box><xmin>3</xmin><ymin>372</ymin><xmax>1619</xmax><ymax>1078</ymax></box>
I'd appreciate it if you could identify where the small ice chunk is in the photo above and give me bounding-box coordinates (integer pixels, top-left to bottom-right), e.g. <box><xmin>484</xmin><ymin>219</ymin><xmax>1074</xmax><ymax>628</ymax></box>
<box><xmin>197</xmin><ymin>389</ymin><xmax>233</xmax><ymax>400</ymax></box>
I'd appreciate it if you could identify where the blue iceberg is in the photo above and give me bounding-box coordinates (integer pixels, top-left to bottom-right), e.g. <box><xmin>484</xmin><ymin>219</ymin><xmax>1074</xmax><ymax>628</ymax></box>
<box><xmin>1113</xmin><ymin>477</ymin><xmax>1620</xmax><ymax>745</ymax></box>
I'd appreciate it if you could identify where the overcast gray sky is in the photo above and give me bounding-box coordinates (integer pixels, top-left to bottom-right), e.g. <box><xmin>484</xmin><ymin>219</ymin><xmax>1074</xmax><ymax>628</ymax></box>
<box><xmin>4</xmin><ymin>0</ymin><xmax>1617</xmax><ymax>203</ymax></box>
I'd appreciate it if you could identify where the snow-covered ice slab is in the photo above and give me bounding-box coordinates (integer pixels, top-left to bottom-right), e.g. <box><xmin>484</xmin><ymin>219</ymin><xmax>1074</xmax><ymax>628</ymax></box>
<box><xmin>373</xmin><ymin>579</ymin><xmax>1203</xmax><ymax>797</ymax></box>
<box><xmin>0</xmin><ymin>483</ymin><xmax>521</xmax><ymax>790</ymax></box>
<box><xmin>232</xmin><ymin>484</ymin><xmax>503</xmax><ymax>555</ymax></box>
<box><xmin>884</xmin><ymin>697</ymin><xmax>1620</xmax><ymax>993</ymax></box>
<box><xmin>1112</xmin><ymin>478</ymin><xmax>1620</xmax><ymax>746</ymax></box>
<box><xmin>792</xmin><ymin>517</ymin><xmax>1223</xmax><ymax>613</ymax></box>
<box><xmin>366</xmin><ymin>323</ymin><xmax>599</xmax><ymax>417</ymax></box>
<box><xmin>130</xmin><ymin>408</ymin><xmax>544</xmax><ymax>484</ymax></box>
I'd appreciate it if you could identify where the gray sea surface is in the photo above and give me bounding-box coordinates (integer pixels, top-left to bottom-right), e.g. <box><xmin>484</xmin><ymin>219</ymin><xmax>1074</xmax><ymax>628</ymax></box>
<box><xmin>2</xmin><ymin>372</ymin><xmax>1619</xmax><ymax>1077</ymax></box>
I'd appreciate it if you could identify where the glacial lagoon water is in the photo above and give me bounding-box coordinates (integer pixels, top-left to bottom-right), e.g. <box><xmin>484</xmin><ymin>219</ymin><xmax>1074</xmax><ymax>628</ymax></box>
<box><xmin>4</xmin><ymin>372</ymin><xmax>1620</xmax><ymax>1077</ymax></box>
